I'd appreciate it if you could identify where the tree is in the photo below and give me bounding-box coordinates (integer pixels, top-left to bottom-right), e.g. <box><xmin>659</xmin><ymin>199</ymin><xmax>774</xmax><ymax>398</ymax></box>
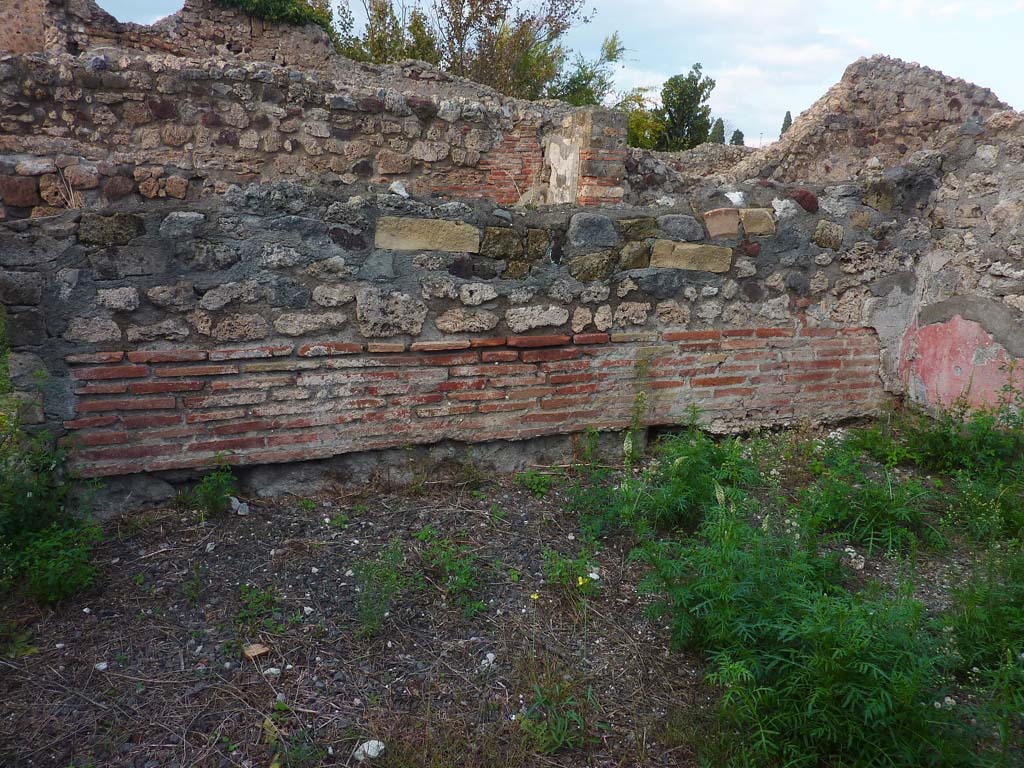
<box><xmin>547</xmin><ymin>33</ymin><xmax>624</xmax><ymax>106</ymax></box>
<box><xmin>615</xmin><ymin>88</ymin><xmax>666</xmax><ymax>149</ymax></box>
<box><xmin>729</xmin><ymin>129</ymin><xmax>745</xmax><ymax>146</ymax></box>
<box><xmin>709</xmin><ymin>118</ymin><xmax>725</xmax><ymax>144</ymax></box>
<box><xmin>335</xmin><ymin>0</ymin><xmax>595</xmax><ymax>101</ymax></box>
<box><xmin>780</xmin><ymin>110</ymin><xmax>792</xmax><ymax>137</ymax></box>
<box><xmin>657</xmin><ymin>64</ymin><xmax>715</xmax><ymax>151</ymax></box>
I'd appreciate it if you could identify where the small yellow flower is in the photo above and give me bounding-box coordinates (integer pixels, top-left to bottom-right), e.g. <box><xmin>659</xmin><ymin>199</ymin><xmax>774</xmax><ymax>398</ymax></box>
<box><xmin>577</xmin><ymin>576</ymin><xmax>586</xmax><ymax>587</ymax></box>
<box><xmin>530</xmin><ymin>593</ymin><xmax>539</xmax><ymax>600</ymax></box>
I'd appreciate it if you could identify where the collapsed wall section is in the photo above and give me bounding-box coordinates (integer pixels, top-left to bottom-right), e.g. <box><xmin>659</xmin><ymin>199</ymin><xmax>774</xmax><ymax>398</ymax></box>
<box><xmin>1</xmin><ymin>180</ymin><xmax>897</xmax><ymax>479</ymax></box>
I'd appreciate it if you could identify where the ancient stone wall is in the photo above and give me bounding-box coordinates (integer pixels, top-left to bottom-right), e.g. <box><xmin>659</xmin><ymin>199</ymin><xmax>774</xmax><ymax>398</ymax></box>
<box><xmin>2</xmin><ymin>179</ymin><xmax>895</xmax><ymax>478</ymax></box>
<box><xmin>0</xmin><ymin>0</ymin><xmax>46</xmax><ymax>55</ymax></box>
<box><xmin>0</xmin><ymin>51</ymin><xmax>638</xmax><ymax>214</ymax></box>
<box><xmin>730</xmin><ymin>56</ymin><xmax>1009</xmax><ymax>184</ymax></box>
<box><xmin>886</xmin><ymin>110</ymin><xmax>1024</xmax><ymax>410</ymax></box>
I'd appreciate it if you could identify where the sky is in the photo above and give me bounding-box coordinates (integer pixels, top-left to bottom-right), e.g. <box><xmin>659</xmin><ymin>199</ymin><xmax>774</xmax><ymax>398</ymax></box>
<box><xmin>97</xmin><ymin>0</ymin><xmax>1024</xmax><ymax>147</ymax></box>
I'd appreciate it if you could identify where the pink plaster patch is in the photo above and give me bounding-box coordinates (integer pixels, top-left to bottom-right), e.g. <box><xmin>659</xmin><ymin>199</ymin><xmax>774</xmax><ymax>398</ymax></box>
<box><xmin>900</xmin><ymin>314</ymin><xmax>1018</xmax><ymax>409</ymax></box>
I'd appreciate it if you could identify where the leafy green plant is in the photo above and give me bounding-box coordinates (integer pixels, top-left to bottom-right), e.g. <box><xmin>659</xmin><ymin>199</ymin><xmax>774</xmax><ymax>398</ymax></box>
<box><xmin>13</xmin><ymin>523</ymin><xmax>103</xmax><ymax>606</ymax></box>
<box><xmin>191</xmin><ymin>465</ymin><xmax>237</xmax><ymax>519</ymax></box>
<box><xmin>799</xmin><ymin>438</ymin><xmax>941</xmax><ymax>553</ymax></box>
<box><xmin>541</xmin><ymin>548</ymin><xmax>600</xmax><ymax>603</ymax></box>
<box><xmin>635</xmin><ymin>491</ymin><xmax>975</xmax><ymax>766</ymax></box>
<box><xmin>946</xmin><ymin>469</ymin><xmax>1024</xmax><ymax>543</ymax></box>
<box><xmin>945</xmin><ymin>546</ymin><xmax>1024</xmax><ymax>671</ymax></box>
<box><xmin>515</xmin><ymin>469</ymin><xmax>557</xmax><ymax>498</ymax></box>
<box><xmin>416</xmin><ymin>527</ymin><xmax>486</xmax><ymax>617</ymax></box>
<box><xmin>519</xmin><ymin>672</ymin><xmax>596</xmax><ymax>753</ymax></box>
<box><xmin>613</xmin><ymin>426</ymin><xmax>757</xmax><ymax>535</ymax></box>
<box><xmin>237</xmin><ymin>584</ymin><xmax>284</xmax><ymax>635</ymax></box>
<box><xmin>353</xmin><ymin>540</ymin><xmax>408</xmax><ymax>637</ymax></box>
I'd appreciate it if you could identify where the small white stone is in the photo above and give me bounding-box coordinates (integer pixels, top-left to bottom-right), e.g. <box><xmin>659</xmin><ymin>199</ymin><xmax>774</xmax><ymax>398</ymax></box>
<box><xmin>479</xmin><ymin>652</ymin><xmax>497</xmax><ymax>671</ymax></box>
<box><xmin>353</xmin><ymin>739</ymin><xmax>386</xmax><ymax>762</ymax></box>
<box><xmin>303</xmin><ymin>606</ymin><xmax>314</xmax><ymax>616</ymax></box>
<box><xmin>265</xmin><ymin>667</ymin><xmax>282</xmax><ymax>677</ymax></box>
<box><xmin>388</xmin><ymin>181</ymin><xmax>409</xmax><ymax>198</ymax></box>
<box><xmin>94</xmin><ymin>661</ymin><xmax>108</xmax><ymax>671</ymax></box>
<box><xmin>205</xmin><ymin>542</ymin><xmax>216</xmax><ymax>553</ymax></box>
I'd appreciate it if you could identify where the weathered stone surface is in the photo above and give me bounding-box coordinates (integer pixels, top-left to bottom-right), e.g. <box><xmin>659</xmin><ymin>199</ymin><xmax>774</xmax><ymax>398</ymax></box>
<box><xmin>97</xmin><ymin>287</ymin><xmax>140</xmax><ymax>312</ymax></box>
<box><xmin>813</xmin><ymin>220</ymin><xmax>845</xmax><ymax>250</ymax></box>
<box><xmin>79</xmin><ymin>213</ymin><xmax>145</xmax><ymax>246</ymax></box>
<box><xmin>593</xmin><ymin>305</ymin><xmax>613</xmax><ymax>331</ymax></box>
<box><xmin>787</xmin><ymin>189</ymin><xmax>819</xmax><ymax>213</ymax></box>
<box><xmin>567</xmin><ymin>213</ymin><xmax>618</xmax><ymax>248</ymax></box>
<box><xmin>580</xmin><ymin>284</ymin><xmax>610</xmax><ymax>304</ymax></box>
<box><xmin>525</xmin><ymin>229</ymin><xmax>550</xmax><ymax>260</ymax></box>
<box><xmin>0</xmin><ymin>270</ymin><xmax>43</xmax><ymax>305</ymax></box>
<box><xmin>65</xmin><ymin>316</ymin><xmax>121</xmax><ymax>343</ymax></box>
<box><xmin>619</xmin><ymin>218</ymin><xmax>657</xmax><ymax>240</ymax></box>
<box><xmin>571</xmin><ymin>306</ymin><xmax>592</xmax><ymax>333</ymax></box>
<box><xmin>459</xmin><ymin>283</ymin><xmax>498</xmax><ymax>306</ymax></box>
<box><xmin>421</xmin><ymin>276</ymin><xmax>458</xmax><ymax>300</ymax></box>
<box><xmin>657</xmin><ymin>215</ymin><xmax>704</xmax><ymax>242</ymax></box>
<box><xmin>199</xmin><ymin>282</ymin><xmax>263</xmax><ymax>311</ymax></box>
<box><xmin>567</xmin><ymin>251</ymin><xmax>617</xmax><ymax>281</ymax></box>
<box><xmin>650</xmin><ymin>241</ymin><xmax>733</xmax><ymax>273</ymax></box>
<box><xmin>147</xmin><ymin>282</ymin><xmax>197</xmax><ymax>311</ymax></box>
<box><xmin>65</xmin><ymin>165</ymin><xmax>100</xmax><ymax>190</ymax></box>
<box><xmin>312</xmin><ymin>284</ymin><xmax>357</xmax><ymax>307</ymax></box>
<box><xmin>618</xmin><ymin>242</ymin><xmax>650</xmax><ymax>270</ymax></box>
<box><xmin>159</xmin><ymin>211</ymin><xmax>205</xmax><ymax>240</ymax></box>
<box><xmin>739</xmin><ymin>208</ymin><xmax>776</xmax><ymax>236</ymax></box>
<box><xmin>614</xmin><ymin>302</ymin><xmax>652</xmax><ymax>327</ymax></box>
<box><xmin>504</xmin><ymin>305</ymin><xmax>570</xmax><ymax>333</ymax></box>
<box><xmin>0</xmin><ymin>176</ymin><xmax>41</xmax><ymax>208</ymax></box>
<box><xmin>356</xmin><ymin>288</ymin><xmax>428</xmax><ymax>337</ymax></box>
<box><xmin>261</xmin><ymin>244</ymin><xmax>306</xmax><ymax>269</ymax></box>
<box><xmin>703</xmin><ymin>208</ymin><xmax>741</xmax><ymax>239</ymax></box>
<box><xmin>126</xmin><ymin>319</ymin><xmax>190</xmax><ymax>342</ymax></box>
<box><xmin>480</xmin><ymin>227</ymin><xmax>523</xmax><ymax>260</ymax></box>
<box><xmin>15</xmin><ymin>159</ymin><xmax>56</xmax><ymax>176</ymax></box>
<box><xmin>211</xmin><ymin>314</ymin><xmax>270</xmax><ymax>341</ymax></box>
<box><xmin>435</xmin><ymin>308</ymin><xmax>499</xmax><ymax>333</ymax></box>
<box><xmin>375</xmin><ymin>217</ymin><xmax>480</xmax><ymax>253</ymax></box>
<box><xmin>376</xmin><ymin>150</ymin><xmax>413</xmax><ymax>175</ymax></box>
<box><xmin>274</xmin><ymin>311</ymin><xmax>348</xmax><ymax>336</ymax></box>
<box><xmin>656</xmin><ymin>300</ymin><xmax>691</xmax><ymax>325</ymax></box>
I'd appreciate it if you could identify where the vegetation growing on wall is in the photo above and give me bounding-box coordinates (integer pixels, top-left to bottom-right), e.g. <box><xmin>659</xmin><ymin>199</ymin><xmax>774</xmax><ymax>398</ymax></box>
<box><xmin>215</xmin><ymin>0</ymin><xmax>340</xmax><ymax>45</ymax></box>
<box><xmin>0</xmin><ymin>308</ymin><xmax>99</xmax><ymax>607</ymax></box>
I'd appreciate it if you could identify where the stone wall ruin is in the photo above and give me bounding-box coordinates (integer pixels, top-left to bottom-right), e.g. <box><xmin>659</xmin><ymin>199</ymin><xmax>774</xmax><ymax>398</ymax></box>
<box><xmin>3</xmin><ymin>0</ymin><xmax>1024</xmax><ymax>486</ymax></box>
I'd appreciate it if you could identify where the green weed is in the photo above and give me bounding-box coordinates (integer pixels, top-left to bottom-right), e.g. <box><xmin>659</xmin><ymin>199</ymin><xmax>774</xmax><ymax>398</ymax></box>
<box><xmin>353</xmin><ymin>540</ymin><xmax>408</xmax><ymax>637</ymax></box>
<box><xmin>416</xmin><ymin>527</ymin><xmax>486</xmax><ymax>617</ymax></box>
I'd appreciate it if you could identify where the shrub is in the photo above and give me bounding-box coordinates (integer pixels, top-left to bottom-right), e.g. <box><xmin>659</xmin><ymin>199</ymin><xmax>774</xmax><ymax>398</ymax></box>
<box><xmin>799</xmin><ymin>437</ymin><xmax>941</xmax><ymax>553</ymax></box>
<box><xmin>14</xmin><ymin>524</ymin><xmax>102</xmax><ymax>606</ymax></box>
<box><xmin>635</xmin><ymin>493</ymin><xmax>976</xmax><ymax>766</ymax></box>
<box><xmin>0</xmin><ymin>432</ymin><xmax>73</xmax><ymax>550</ymax></box>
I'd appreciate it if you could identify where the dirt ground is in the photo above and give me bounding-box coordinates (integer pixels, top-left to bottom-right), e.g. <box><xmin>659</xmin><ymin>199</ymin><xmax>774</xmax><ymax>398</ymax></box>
<box><xmin>1</xmin><ymin>471</ymin><xmax>719</xmax><ymax>768</ymax></box>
